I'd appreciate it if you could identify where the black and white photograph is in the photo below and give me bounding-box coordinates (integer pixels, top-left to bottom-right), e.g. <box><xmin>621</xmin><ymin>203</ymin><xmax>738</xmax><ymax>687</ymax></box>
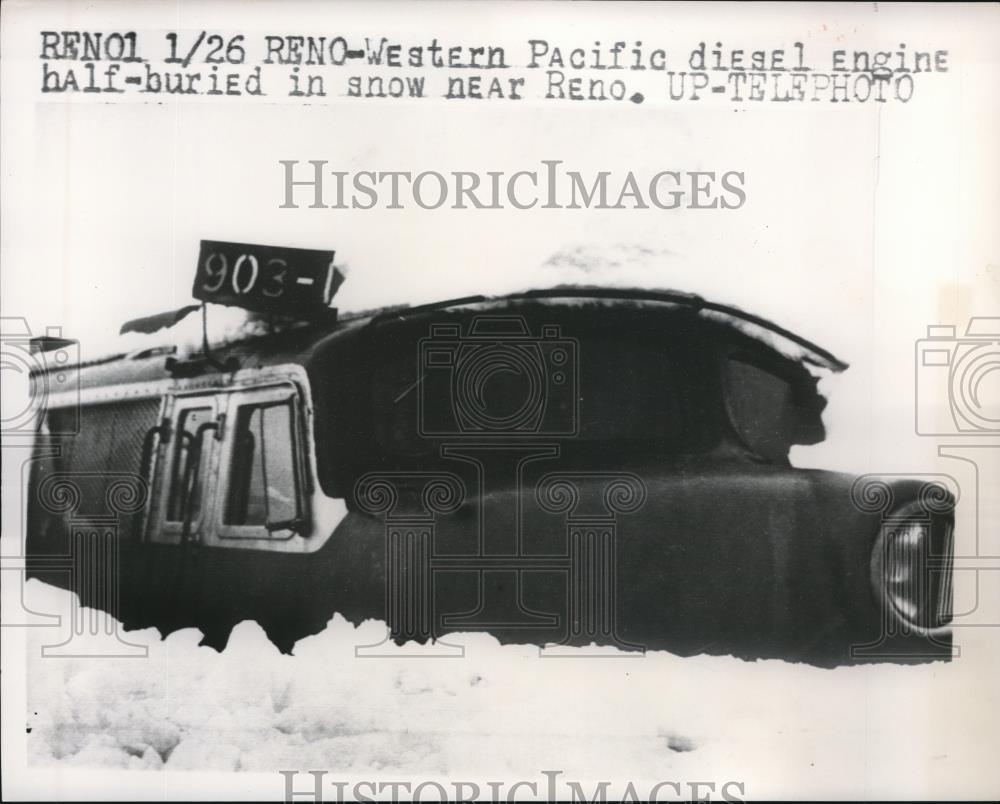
<box><xmin>2</xmin><ymin>1</ymin><xmax>998</xmax><ymax>800</ymax></box>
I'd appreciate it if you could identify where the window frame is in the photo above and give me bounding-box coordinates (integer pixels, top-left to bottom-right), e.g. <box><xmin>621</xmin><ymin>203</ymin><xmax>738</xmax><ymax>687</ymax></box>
<box><xmin>210</xmin><ymin>383</ymin><xmax>309</xmax><ymax>543</ymax></box>
<box><xmin>150</xmin><ymin>393</ymin><xmax>222</xmax><ymax>545</ymax></box>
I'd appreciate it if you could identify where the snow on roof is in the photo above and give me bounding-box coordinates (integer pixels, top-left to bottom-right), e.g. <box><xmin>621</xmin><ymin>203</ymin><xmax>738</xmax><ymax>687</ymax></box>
<box><xmin>64</xmin><ymin>245</ymin><xmax>846</xmax><ymax>377</ymax></box>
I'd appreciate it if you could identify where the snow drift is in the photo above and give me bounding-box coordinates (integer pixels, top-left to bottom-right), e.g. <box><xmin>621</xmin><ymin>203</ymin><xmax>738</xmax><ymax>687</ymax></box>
<box><xmin>22</xmin><ymin>581</ymin><xmax>997</xmax><ymax>799</ymax></box>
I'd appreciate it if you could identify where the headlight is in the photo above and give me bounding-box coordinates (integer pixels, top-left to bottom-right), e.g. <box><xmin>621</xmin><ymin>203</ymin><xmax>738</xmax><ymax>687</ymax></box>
<box><xmin>871</xmin><ymin>502</ymin><xmax>954</xmax><ymax>635</ymax></box>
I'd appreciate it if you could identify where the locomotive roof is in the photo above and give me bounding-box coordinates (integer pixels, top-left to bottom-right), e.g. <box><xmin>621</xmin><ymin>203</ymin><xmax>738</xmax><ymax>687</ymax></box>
<box><xmin>35</xmin><ymin>286</ymin><xmax>848</xmax><ymax>392</ymax></box>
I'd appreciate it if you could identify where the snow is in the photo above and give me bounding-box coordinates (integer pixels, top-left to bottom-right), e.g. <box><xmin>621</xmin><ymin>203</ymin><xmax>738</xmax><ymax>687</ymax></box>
<box><xmin>21</xmin><ymin>581</ymin><xmax>1000</xmax><ymax>798</ymax></box>
<box><xmin>74</xmin><ymin>303</ymin><xmax>277</xmax><ymax>366</ymax></box>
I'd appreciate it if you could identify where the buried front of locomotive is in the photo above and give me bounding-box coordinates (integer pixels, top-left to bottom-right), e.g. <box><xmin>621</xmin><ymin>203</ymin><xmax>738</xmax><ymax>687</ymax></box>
<box><xmin>24</xmin><ymin>263</ymin><xmax>955</xmax><ymax>666</ymax></box>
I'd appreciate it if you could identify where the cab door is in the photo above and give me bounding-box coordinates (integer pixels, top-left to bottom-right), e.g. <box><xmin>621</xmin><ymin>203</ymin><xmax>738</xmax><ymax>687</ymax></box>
<box><xmin>148</xmin><ymin>393</ymin><xmax>223</xmax><ymax>545</ymax></box>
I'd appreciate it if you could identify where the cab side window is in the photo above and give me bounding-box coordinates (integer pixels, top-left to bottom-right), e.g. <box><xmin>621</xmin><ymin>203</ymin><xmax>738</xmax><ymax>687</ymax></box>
<box><xmin>724</xmin><ymin>357</ymin><xmax>798</xmax><ymax>462</ymax></box>
<box><xmin>224</xmin><ymin>400</ymin><xmax>299</xmax><ymax>528</ymax></box>
<box><xmin>724</xmin><ymin>348</ymin><xmax>829</xmax><ymax>462</ymax></box>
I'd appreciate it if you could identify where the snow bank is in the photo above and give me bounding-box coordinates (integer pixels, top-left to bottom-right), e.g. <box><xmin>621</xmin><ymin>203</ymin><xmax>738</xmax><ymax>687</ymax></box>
<box><xmin>22</xmin><ymin>581</ymin><xmax>997</xmax><ymax>798</ymax></box>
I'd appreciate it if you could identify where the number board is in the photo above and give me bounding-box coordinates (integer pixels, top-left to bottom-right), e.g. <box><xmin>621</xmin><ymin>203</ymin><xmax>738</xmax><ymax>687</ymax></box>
<box><xmin>192</xmin><ymin>240</ymin><xmax>342</xmax><ymax>316</ymax></box>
